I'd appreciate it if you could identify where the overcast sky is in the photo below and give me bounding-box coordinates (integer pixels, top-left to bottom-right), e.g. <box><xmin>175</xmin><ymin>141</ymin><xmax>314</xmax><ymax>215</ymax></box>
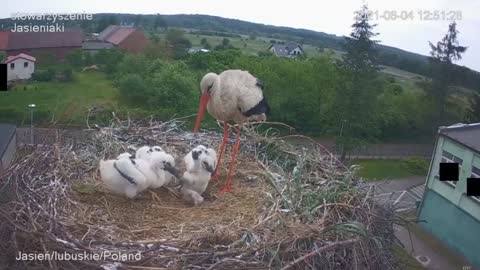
<box><xmin>3</xmin><ymin>0</ymin><xmax>479</xmax><ymax>71</ymax></box>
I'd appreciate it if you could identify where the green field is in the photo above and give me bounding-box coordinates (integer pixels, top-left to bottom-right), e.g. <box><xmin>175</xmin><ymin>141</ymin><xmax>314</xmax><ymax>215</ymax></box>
<box><xmin>353</xmin><ymin>159</ymin><xmax>427</xmax><ymax>181</ymax></box>
<box><xmin>0</xmin><ymin>71</ymin><xmax>119</xmax><ymax>125</ymax></box>
<box><xmin>157</xmin><ymin>29</ymin><xmax>338</xmax><ymax>59</ymax></box>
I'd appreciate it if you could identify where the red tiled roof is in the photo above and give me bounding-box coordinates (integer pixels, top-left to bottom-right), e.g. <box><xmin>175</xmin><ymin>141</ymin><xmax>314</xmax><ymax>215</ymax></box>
<box><xmin>5</xmin><ymin>31</ymin><xmax>84</xmax><ymax>50</ymax></box>
<box><xmin>107</xmin><ymin>28</ymin><xmax>136</xmax><ymax>45</ymax></box>
<box><xmin>98</xmin><ymin>25</ymin><xmax>136</xmax><ymax>45</ymax></box>
<box><xmin>0</xmin><ymin>32</ymin><xmax>9</xmax><ymax>50</ymax></box>
<box><xmin>5</xmin><ymin>53</ymin><xmax>36</xmax><ymax>63</ymax></box>
<box><xmin>97</xmin><ymin>25</ymin><xmax>119</xmax><ymax>40</ymax></box>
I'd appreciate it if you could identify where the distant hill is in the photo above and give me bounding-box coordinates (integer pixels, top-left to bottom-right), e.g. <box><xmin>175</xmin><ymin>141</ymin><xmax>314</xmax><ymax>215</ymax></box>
<box><xmin>1</xmin><ymin>13</ymin><xmax>478</xmax><ymax>90</ymax></box>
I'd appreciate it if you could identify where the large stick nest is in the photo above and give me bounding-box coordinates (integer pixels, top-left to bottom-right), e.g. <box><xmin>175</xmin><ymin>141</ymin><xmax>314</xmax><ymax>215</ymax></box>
<box><xmin>0</xmin><ymin>117</ymin><xmax>405</xmax><ymax>270</ymax></box>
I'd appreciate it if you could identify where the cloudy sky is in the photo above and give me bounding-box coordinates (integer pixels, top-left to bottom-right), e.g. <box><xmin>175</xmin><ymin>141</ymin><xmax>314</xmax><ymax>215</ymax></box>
<box><xmin>3</xmin><ymin>0</ymin><xmax>479</xmax><ymax>71</ymax></box>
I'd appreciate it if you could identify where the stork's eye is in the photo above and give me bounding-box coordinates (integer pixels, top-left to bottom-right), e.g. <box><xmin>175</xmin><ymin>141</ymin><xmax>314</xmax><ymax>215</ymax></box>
<box><xmin>163</xmin><ymin>161</ymin><xmax>166</xmax><ymax>164</ymax></box>
<box><xmin>207</xmin><ymin>83</ymin><xmax>214</xmax><ymax>93</ymax></box>
<box><xmin>203</xmin><ymin>161</ymin><xmax>208</xmax><ymax>166</ymax></box>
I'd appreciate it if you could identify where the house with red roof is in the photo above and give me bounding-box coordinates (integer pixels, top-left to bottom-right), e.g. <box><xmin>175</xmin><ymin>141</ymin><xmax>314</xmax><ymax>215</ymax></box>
<box><xmin>5</xmin><ymin>53</ymin><xmax>36</xmax><ymax>81</ymax></box>
<box><xmin>97</xmin><ymin>25</ymin><xmax>149</xmax><ymax>53</ymax></box>
<box><xmin>1</xmin><ymin>30</ymin><xmax>84</xmax><ymax>62</ymax></box>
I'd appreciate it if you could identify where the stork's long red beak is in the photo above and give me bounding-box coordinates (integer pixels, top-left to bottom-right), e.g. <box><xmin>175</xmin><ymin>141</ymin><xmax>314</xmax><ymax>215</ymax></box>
<box><xmin>194</xmin><ymin>93</ymin><xmax>210</xmax><ymax>134</ymax></box>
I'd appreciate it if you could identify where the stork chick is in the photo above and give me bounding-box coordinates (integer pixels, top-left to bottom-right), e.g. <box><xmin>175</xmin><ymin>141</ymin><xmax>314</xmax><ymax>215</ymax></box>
<box><xmin>99</xmin><ymin>156</ymin><xmax>149</xmax><ymax>198</ymax></box>
<box><xmin>135</xmin><ymin>145</ymin><xmax>153</xmax><ymax>161</ymax></box>
<box><xmin>180</xmin><ymin>145</ymin><xmax>217</xmax><ymax>205</ymax></box>
<box><xmin>135</xmin><ymin>145</ymin><xmax>166</xmax><ymax>161</ymax></box>
<box><xmin>148</xmin><ymin>151</ymin><xmax>178</xmax><ymax>188</ymax></box>
<box><xmin>193</xmin><ymin>70</ymin><xmax>270</xmax><ymax>193</ymax></box>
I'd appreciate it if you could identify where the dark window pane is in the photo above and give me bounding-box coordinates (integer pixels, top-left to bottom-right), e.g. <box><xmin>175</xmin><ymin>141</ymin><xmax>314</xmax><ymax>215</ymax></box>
<box><xmin>472</xmin><ymin>166</ymin><xmax>480</xmax><ymax>176</ymax></box>
<box><xmin>453</xmin><ymin>156</ymin><xmax>463</xmax><ymax>165</ymax></box>
<box><xmin>442</xmin><ymin>150</ymin><xmax>454</xmax><ymax>160</ymax></box>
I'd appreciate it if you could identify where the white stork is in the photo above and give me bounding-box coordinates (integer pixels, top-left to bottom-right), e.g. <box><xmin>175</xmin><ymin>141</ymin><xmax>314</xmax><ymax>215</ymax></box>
<box><xmin>193</xmin><ymin>69</ymin><xmax>270</xmax><ymax>192</ymax></box>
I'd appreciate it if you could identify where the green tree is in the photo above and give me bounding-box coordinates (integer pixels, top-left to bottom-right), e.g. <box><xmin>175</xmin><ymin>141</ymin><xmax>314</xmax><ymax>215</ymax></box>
<box><xmin>116</xmin><ymin>74</ymin><xmax>149</xmax><ymax>105</ymax></box>
<box><xmin>94</xmin><ymin>49</ymin><xmax>124</xmax><ymax>74</ymax></box>
<box><xmin>333</xmin><ymin>4</ymin><xmax>381</xmax><ymax>161</ymax></box>
<box><xmin>154</xmin><ymin>14</ymin><xmax>167</xmax><ymax>31</ymax></box>
<box><xmin>149</xmin><ymin>33</ymin><xmax>160</xmax><ymax>43</ymax></box>
<box><xmin>66</xmin><ymin>49</ymin><xmax>83</xmax><ymax>68</ymax></box>
<box><xmin>468</xmin><ymin>93</ymin><xmax>480</xmax><ymax>122</ymax></box>
<box><xmin>97</xmin><ymin>15</ymin><xmax>118</xmax><ymax>32</ymax></box>
<box><xmin>201</xmin><ymin>38</ymin><xmax>208</xmax><ymax>45</ymax></box>
<box><xmin>222</xmin><ymin>38</ymin><xmax>230</xmax><ymax>46</ymax></box>
<box><xmin>166</xmin><ymin>29</ymin><xmax>192</xmax><ymax>59</ymax></box>
<box><xmin>83</xmin><ymin>52</ymin><xmax>93</xmax><ymax>66</ymax></box>
<box><xmin>134</xmin><ymin>14</ymin><xmax>143</xmax><ymax>27</ymax></box>
<box><xmin>425</xmin><ymin>21</ymin><xmax>468</xmax><ymax>127</ymax></box>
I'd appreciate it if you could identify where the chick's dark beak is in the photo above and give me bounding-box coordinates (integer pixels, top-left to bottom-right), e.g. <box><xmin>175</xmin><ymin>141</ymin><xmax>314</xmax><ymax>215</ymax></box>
<box><xmin>192</xmin><ymin>151</ymin><xmax>199</xmax><ymax>160</ymax></box>
<box><xmin>204</xmin><ymin>163</ymin><xmax>214</xmax><ymax>174</ymax></box>
<box><xmin>164</xmin><ymin>162</ymin><xmax>179</xmax><ymax>178</ymax></box>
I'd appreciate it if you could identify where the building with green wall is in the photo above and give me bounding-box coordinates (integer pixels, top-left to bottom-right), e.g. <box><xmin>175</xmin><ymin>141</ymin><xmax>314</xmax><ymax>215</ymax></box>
<box><xmin>417</xmin><ymin>123</ymin><xmax>480</xmax><ymax>269</ymax></box>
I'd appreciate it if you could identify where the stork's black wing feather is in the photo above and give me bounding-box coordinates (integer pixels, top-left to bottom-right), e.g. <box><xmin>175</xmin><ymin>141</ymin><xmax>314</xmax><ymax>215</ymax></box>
<box><xmin>243</xmin><ymin>95</ymin><xmax>270</xmax><ymax>117</ymax></box>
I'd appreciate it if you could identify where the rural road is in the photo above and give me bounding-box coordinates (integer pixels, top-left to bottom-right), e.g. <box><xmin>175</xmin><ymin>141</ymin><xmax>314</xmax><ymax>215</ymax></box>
<box><xmin>372</xmin><ymin>177</ymin><xmax>475</xmax><ymax>270</ymax></box>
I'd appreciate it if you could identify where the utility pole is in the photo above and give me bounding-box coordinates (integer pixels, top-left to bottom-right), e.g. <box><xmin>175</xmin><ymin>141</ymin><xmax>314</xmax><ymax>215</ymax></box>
<box><xmin>28</xmin><ymin>104</ymin><xmax>36</xmax><ymax>144</ymax></box>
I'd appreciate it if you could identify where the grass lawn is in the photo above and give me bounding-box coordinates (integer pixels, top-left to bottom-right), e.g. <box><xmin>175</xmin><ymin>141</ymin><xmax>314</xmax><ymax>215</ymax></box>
<box><xmin>353</xmin><ymin>159</ymin><xmax>425</xmax><ymax>181</ymax></box>
<box><xmin>0</xmin><ymin>71</ymin><xmax>119</xmax><ymax>126</ymax></box>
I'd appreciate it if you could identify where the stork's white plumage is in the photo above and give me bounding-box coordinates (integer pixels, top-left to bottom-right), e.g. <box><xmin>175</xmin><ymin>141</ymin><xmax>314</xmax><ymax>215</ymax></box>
<box><xmin>116</xmin><ymin>152</ymin><xmax>133</xmax><ymax>159</ymax></box>
<box><xmin>148</xmin><ymin>151</ymin><xmax>177</xmax><ymax>188</ymax></box>
<box><xmin>99</xmin><ymin>149</ymin><xmax>178</xmax><ymax>198</ymax></box>
<box><xmin>151</xmin><ymin>145</ymin><xmax>164</xmax><ymax>153</ymax></box>
<box><xmin>135</xmin><ymin>145</ymin><xmax>152</xmax><ymax>161</ymax></box>
<box><xmin>193</xmin><ymin>70</ymin><xmax>270</xmax><ymax>192</ymax></box>
<box><xmin>180</xmin><ymin>145</ymin><xmax>217</xmax><ymax>205</ymax></box>
<box><xmin>99</xmin><ymin>157</ymin><xmax>149</xmax><ymax>198</ymax></box>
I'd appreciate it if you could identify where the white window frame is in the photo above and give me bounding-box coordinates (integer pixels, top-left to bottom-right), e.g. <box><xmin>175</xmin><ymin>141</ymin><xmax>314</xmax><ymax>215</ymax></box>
<box><xmin>470</xmin><ymin>166</ymin><xmax>480</xmax><ymax>202</ymax></box>
<box><xmin>439</xmin><ymin>150</ymin><xmax>463</xmax><ymax>187</ymax></box>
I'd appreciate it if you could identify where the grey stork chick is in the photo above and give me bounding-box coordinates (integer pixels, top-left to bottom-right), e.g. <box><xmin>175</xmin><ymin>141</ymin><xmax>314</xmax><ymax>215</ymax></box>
<box><xmin>180</xmin><ymin>145</ymin><xmax>217</xmax><ymax>205</ymax></box>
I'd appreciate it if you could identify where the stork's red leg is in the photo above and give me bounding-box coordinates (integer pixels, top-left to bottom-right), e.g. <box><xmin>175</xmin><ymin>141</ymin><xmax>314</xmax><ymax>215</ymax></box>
<box><xmin>221</xmin><ymin>126</ymin><xmax>241</xmax><ymax>193</ymax></box>
<box><xmin>212</xmin><ymin>122</ymin><xmax>229</xmax><ymax>181</ymax></box>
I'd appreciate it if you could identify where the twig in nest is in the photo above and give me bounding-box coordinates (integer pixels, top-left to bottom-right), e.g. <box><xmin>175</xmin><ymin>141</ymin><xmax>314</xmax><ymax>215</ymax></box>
<box><xmin>280</xmin><ymin>238</ymin><xmax>361</xmax><ymax>270</ymax></box>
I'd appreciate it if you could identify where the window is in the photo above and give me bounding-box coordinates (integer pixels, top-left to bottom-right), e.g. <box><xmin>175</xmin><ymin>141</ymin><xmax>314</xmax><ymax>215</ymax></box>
<box><xmin>440</xmin><ymin>150</ymin><xmax>462</xmax><ymax>187</ymax></box>
<box><xmin>472</xmin><ymin>166</ymin><xmax>480</xmax><ymax>178</ymax></box>
<box><xmin>24</xmin><ymin>62</ymin><xmax>28</xmax><ymax>68</ymax></box>
<box><xmin>471</xmin><ymin>166</ymin><xmax>480</xmax><ymax>202</ymax></box>
<box><xmin>10</xmin><ymin>63</ymin><xmax>14</xmax><ymax>69</ymax></box>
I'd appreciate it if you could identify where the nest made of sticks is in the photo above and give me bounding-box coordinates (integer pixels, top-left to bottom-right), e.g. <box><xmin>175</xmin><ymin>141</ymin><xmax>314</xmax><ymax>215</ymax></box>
<box><xmin>0</xmin><ymin>116</ymin><xmax>406</xmax><ymax>270</ymax></box>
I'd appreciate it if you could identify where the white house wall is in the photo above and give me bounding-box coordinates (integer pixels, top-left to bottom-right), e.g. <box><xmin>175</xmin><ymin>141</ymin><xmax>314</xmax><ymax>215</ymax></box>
<box><xmin>7</xmin><ymin>58</ymin><xmax>35</xmax><ymax>81</ymax></box>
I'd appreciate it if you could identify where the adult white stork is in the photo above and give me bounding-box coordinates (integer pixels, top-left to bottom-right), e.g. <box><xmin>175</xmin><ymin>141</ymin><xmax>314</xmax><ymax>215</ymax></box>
<box><xmin>193</xmin><ymin>69</ymin><xmax>270</xmax><ymax>192</ymax></box>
